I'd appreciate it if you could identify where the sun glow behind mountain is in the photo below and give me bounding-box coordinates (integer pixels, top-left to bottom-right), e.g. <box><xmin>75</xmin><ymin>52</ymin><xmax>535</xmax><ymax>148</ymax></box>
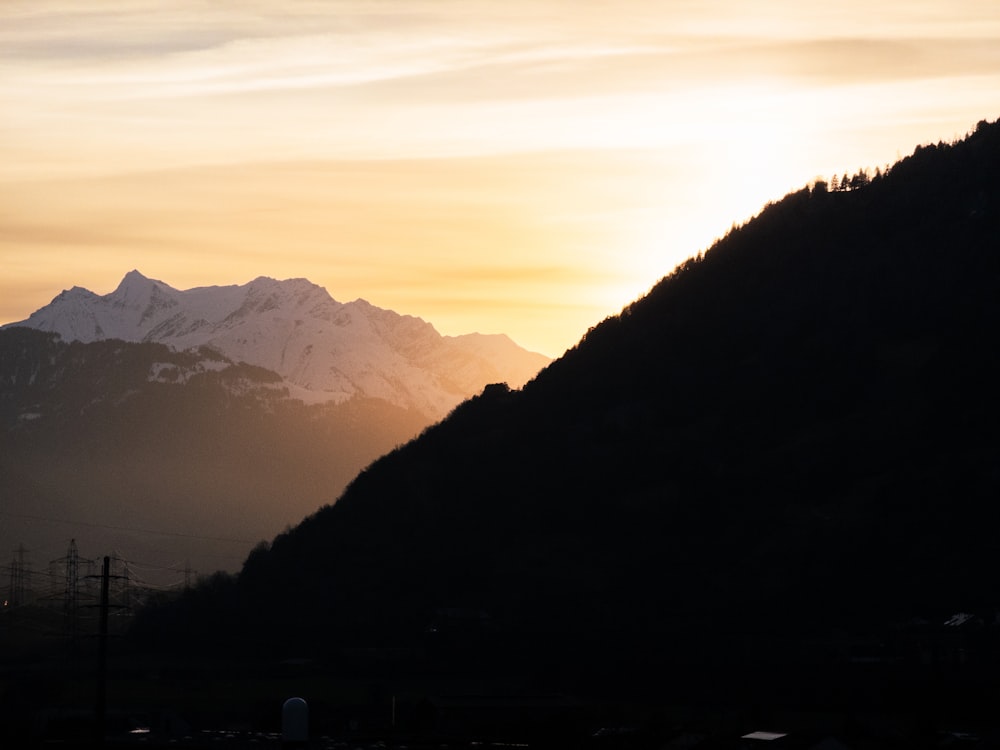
<box><xmin>2</xmin><ymin>1</ymin><xmax>999</xmax><ymax>356</ymax></box>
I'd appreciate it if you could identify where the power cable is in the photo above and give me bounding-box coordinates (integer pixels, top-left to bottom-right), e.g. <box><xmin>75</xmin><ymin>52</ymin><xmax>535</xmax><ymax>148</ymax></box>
<box><xmin>0</xmin><ymin>509</ymin><xmax>258</xmax><ymax>544</ymax></box>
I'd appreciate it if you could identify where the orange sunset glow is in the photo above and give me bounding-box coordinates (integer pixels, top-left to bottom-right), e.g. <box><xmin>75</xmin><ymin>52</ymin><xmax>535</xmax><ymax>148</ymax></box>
<box><xmin>2</xmin><ymin>1</ymin><xmax>999</xmax><ymax>356</ymax></box>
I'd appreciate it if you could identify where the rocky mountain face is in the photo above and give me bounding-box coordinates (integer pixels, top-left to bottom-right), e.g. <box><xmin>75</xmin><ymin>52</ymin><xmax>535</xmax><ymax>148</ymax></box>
<box><xmin>4</xmin><ymin>272</ymin><xmax>550</xmax><ymax>419</ymax></box>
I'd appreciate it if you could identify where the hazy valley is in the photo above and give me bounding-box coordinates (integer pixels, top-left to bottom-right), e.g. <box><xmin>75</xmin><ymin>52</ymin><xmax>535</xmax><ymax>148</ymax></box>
<box><xmin>0</xmin><ymin>276</ymin><xmax>549</xmax><ymax>582</ymax></box>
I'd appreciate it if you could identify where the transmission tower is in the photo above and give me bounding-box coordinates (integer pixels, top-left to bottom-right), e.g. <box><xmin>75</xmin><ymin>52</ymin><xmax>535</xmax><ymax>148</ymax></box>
<box><xmin>66</xmin><ymin>539</ymin><xmax>79</xmax><ymax>621</ymax></box>
<box><xmin>50</xmin><ymin>539</ymin><xmax>82</xmax><ymax>642</ymax></box>
<box><xmin>111</xmin><ymin>552</ymin><xmax>131</xmax><ymax>609</ymax></box>
<box><xmin>6</xmin><ymin>544</ymin><xmax>28</xmax><ymax>606</ymax></box>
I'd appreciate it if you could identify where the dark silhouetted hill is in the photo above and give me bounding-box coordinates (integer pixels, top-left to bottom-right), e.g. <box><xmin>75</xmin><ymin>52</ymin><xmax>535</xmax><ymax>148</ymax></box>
<box><xmin>135</xmin><ymin>119</ymin><xmax>1000</xmax><ymax>700</ymax></box>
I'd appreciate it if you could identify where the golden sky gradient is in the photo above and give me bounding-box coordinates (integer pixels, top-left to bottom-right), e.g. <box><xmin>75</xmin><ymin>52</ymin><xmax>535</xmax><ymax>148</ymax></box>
<box><xmin>2</xmin><ymin>1</ymin><xmax>999</xmax><ymax>356</ymax></box>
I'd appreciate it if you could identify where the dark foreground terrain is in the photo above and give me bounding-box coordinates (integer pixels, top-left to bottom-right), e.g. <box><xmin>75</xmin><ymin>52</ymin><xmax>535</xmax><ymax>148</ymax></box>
<box><xmin>6</xmin><ymin>603</ymin><xmax>1000</xmax><ymax>748</ymax></box>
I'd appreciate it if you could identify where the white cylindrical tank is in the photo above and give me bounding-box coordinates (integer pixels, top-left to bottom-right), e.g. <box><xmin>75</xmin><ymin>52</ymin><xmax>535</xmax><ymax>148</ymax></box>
<box><xmin>282</xmin><ymin>696</ymin><xmax>308</xmax><ymax>747</ymax></box>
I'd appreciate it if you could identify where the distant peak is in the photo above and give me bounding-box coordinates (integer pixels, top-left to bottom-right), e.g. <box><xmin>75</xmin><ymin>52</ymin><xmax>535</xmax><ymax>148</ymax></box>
<box><xmin>113</xmin><ymin>269</ymin><xmax>168</xmax><ymax>294</ymax></box>
<box><xmin>227</xmin><ymin>276</ymin><xmax>338</xmax><ymax>319</ymax></box>
<box><xmin>53</xmin><ymin>285</ymin><xmax>99</xmax><ymax>303</ymax></box>
<box><xmin>119</xmin><ymin>269</ymin><xmax>151</xmax><ymax>286</ymax></box>
<box><xmin>248</xmin><ymin>275</ymin><xmax>321</xmax><ymax>292</ymax></box>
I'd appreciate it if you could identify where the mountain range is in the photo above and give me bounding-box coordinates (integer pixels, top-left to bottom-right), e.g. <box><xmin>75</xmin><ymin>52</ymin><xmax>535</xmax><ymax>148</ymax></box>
<box><xmin>3</xmin><ymin>271</ymin><xmax>549</xmax><ymax>419</ymax></box>
<box><xmin>0</xmin><ymin>276</ymin><xmax>549</xmax><ymax>582</ymax></box>
<box><xmin>134</xmin><ymin>118</ymin><xmax>1000</xmax><ymax>717</ymax></box>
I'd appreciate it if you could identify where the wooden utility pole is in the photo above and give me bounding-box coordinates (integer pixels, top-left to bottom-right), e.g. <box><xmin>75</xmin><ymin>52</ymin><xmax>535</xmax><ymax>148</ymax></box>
<box><xmin>95</xmin><ymin>555</ymin><xmax>110</xmax><ymax>749</ymax></box>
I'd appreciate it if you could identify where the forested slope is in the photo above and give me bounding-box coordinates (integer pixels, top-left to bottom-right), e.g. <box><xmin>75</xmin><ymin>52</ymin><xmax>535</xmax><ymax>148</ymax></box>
<box><xmin>138</xmin><ymin>119</ymin><xmax>1000</xmax><ymax>687</ymax></box>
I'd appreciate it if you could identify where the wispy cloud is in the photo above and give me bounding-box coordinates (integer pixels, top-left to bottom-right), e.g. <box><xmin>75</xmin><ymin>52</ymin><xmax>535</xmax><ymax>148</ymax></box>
<box><xmin>4</xmin><ymin>1</ymin><xmax>999</xmax><ymax>166</ymax></box>
<box><xmin>3</xmin><ymin>0</ymin><xmax>1000</xmax><ymax>354</ymax></box>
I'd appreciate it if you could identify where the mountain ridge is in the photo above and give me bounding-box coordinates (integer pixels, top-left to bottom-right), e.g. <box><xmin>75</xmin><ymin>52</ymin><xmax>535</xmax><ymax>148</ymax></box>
<box><xmin>3</xmin><ymin>271</ymin><xmax>550</xmax><ymax>419</ymax></box>
<box><xmin>135</xmin><ymin>118</ymin><xmax>1000</xmax><ymax>692</ymax></box>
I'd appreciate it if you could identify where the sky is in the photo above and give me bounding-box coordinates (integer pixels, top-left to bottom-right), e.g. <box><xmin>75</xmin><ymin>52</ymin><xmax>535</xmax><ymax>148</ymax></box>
<box><xmin>2</xmin><ymin>1</ymin><xmax>999</xmax><ymax>357</ymax></box>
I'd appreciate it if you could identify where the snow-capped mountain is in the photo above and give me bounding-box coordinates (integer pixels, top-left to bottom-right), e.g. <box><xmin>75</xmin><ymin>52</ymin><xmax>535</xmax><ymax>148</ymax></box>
<box><xmin>4</xmin><ymin>270</ymin><xmax>550</xmax><ymax>418</ymax></box>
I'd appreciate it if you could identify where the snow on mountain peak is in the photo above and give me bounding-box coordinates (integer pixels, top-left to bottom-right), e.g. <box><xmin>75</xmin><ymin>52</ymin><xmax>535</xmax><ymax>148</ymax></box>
<box><xmin>3</xmin><ymin>271</ymin><xmax>550</xmax><ymax>418</ymax></box>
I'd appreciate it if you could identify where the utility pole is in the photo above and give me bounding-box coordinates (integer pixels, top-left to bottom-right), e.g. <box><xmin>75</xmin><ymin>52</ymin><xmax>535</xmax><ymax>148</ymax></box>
<box><xmin>87</xmin><ymin>554</ymin><xmax>130</xmax><ymax>750</ymax></box>
<box><xmin>95</xmin><ymin>555</ymin><xmax>110</xmax><ymax>750</ymax></box>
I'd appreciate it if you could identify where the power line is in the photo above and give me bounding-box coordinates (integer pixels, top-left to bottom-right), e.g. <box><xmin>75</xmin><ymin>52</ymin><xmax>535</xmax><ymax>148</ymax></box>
<box><xmin>0</xmin><ymin>509</ymin><xmax>258</xmax><ymax>544</ymax></box>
